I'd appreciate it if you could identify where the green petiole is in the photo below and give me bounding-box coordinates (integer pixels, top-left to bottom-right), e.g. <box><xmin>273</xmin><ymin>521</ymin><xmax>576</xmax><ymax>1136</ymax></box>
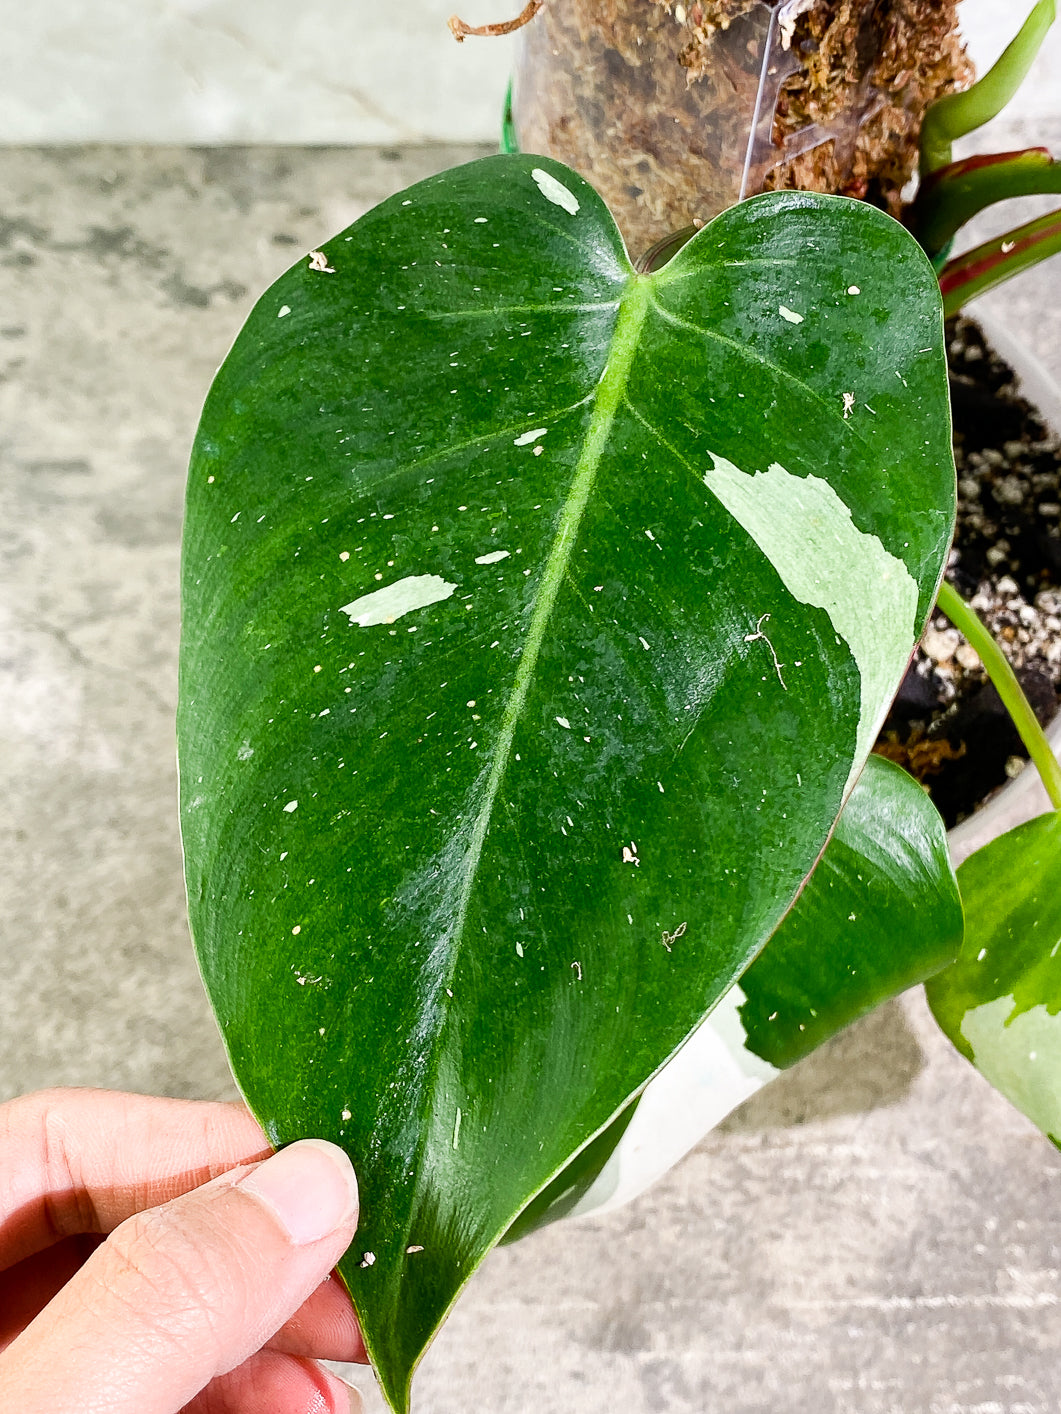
<box><xmin>919</xmin><ymin>0</ymin><xmax>1057</xmax><ymax>176</ymax></box>
<box><xmin>936</xmin><ymin>579</ymin><xmax>1061</xmax><ymax>811</ymax></box>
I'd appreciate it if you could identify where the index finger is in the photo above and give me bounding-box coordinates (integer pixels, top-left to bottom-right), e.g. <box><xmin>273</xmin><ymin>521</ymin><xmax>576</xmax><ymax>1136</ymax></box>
<box><xmin>0</xmin><ymin>1088</ymin><xmax>271</xmax><ymax>1270</ymax></box>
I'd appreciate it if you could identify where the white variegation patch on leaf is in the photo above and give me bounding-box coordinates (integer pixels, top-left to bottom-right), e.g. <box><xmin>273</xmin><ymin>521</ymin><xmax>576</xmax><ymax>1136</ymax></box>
<box><xmin>928</xmin><ymin>811</ymin><xmax>1061</xmax><ymax>1149</ymax></box>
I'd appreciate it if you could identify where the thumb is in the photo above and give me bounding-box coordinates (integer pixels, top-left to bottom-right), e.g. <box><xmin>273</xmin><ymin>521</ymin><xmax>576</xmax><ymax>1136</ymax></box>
<box><xmin>0</xmin><ymin>1138</ymin><xmax>359</xmax><ymax>1414</ymax></box>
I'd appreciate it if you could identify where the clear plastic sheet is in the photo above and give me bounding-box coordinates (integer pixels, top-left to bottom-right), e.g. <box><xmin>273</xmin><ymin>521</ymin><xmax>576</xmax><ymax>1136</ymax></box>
<box><xmin>511</xmin><ymin>1</ymin><xmax>919</xmax><ymax>257</ymax></box>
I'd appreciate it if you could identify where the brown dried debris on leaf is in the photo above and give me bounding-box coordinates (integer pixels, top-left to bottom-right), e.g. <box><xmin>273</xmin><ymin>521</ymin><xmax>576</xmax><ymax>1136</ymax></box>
<box><xmin>513</xmin><ymin>0</ymin><xmax>971</xmax><ymax>255</ymax></box>
<box><xmin>449</xmin><ymin>0</ymin><xmax>543</xmax><ymax>41</ymax></box>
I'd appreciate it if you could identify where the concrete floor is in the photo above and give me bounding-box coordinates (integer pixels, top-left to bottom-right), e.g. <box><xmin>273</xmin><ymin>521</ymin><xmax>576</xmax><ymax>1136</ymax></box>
<box><xmin>2</xmin><ymin>142</ymin><xmax>1061</xmax><ymax>1414</ymax></box>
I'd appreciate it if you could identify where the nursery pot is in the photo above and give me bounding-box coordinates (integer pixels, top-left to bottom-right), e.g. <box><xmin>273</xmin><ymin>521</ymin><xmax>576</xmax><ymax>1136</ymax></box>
<box><xmin>546</xmin><ymin>313</ymin><xmax>1061</xmax><ymax>1223</ymax></box>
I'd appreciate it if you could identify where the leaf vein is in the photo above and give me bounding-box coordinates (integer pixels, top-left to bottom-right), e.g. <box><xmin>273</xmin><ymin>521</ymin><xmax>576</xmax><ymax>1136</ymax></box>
<box><xmin>645</xmin><ymin>291</ymin><xmax>877</xmax><ymax>458</ymax></box>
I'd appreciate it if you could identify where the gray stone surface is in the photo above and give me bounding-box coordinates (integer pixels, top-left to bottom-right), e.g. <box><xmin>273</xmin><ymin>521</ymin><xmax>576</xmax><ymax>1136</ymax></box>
<box><xmin>0</xmin><ymin>0</ymin><xmax>1057</xmax><ymax>146</ymax></box>
<box><xmin>1</xmin><ymin>143</ymin><xmax>1060</xmax><ymax>1414</ymax></box>
<box><xmin>0</xmin><ymin>1</ymin><xmax>517</xmax><ymax>145</ymax></box>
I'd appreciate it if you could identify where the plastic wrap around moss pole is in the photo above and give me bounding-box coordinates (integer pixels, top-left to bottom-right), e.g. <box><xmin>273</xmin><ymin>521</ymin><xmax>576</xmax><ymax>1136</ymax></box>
<box><xmin>511</xmin><ymin>0</ymin><xmax>970</xmax><ymax>259</ymax></box>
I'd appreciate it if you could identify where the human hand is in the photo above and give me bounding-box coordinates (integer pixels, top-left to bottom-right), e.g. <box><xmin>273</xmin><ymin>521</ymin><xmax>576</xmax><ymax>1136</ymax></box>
<box><xmin>0</xmin><ymin>1088</ymin><xmax>364</xmax><ymax>1413</ymax></box>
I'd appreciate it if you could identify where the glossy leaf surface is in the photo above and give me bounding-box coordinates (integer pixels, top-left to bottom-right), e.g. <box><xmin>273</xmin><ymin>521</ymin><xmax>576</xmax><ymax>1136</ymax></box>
<box><xmin>927</xmin><ymin>811</ymin><xmax>1061</xmax><ymax>1147</ymax></box>
<box><xmin>508</xmin><ymin>753</ymin><xmax>963</xmax><ymax>1235</ymax></box>
<box><xmin>179</xmin><ymin>155</ymin><xmax>954</xmax><ymax>1410</ymax></box>
<box><xmin>740</xmin><ymin>753</ymin><xmax>963</xmax><ymax>1066</ymax></box>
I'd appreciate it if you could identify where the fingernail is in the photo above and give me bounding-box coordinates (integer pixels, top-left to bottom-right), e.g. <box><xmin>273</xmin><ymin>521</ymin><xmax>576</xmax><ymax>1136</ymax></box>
<box><xmin>238</xmin><ymin>1139</ymin><xmax>358</xmax><ymax>1245</ymax></box>
<box><xmin>333</xmin><ymin>1374</ymin><xmax>366</xmax><ymax>1414</ymax></box>
<box><xmin>319</xmin><ymin>1365</ymin><xmax>365</xmax><ymax>1413</ymax></box>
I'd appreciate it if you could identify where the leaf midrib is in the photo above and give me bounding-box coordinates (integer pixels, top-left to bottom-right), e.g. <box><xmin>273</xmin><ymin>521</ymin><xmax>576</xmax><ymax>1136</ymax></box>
<box><xmin>373</xmin><ymin>272</ymin><xmax>652</xmax><ymax>1380</ymax></box>
<box><xmin>445</xmin><ymin>273</ymin><xmax>650</xmax><ymax>961</ymax></box>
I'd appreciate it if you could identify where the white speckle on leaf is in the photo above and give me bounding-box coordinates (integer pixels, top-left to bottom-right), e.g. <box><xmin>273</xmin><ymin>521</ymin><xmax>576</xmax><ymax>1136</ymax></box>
<box><xmin>283</xmin><ymin>800</ymin><xmax>298</xmax><ymax>813</ymax></box>
<box><xmin>308</xmin><ymin>250</ymin><xmax>335</xmax><ymax>273</ymax></box>
<box><xmin>453</xmin><ymin>1107</ymin><xmax>462</xmax><ymax>1149</ymax></box>
<box><xmin>516</xmin><ymin>942</ymin><xmax>524</xmax><ymax>957</ymax></box>
<box><xmin>342</xmin><ymin>1108</ymin><xmax>352</xmax><ymax>1121</ymax></box>
<box><xmin>779</xmin><ymin>305</ymin><xmax>804</xmax><ymax>324</ymax></box>
<box><xmin>291</xmin><ymin>924</ymin><xmax>301</xmax><ymax>935</ymax></box>
<box><xmin>843</xmin><ymin>392</ymin><xmax>856</xmax><ymax>419</ymax></box>
<box><xmin>639</xmin><ymin>636</ymin><xmax>651</xmax><ymax>651</ymax></box>
<box><xmin>278</xmin><ymin>305</ymin><xmax>291</xmax><ymax>318</ymax></box>
<box><xmin>339</xmin><ymin>551</ymin><xmax>350</xmax><ymax>562</ymax></box>
<box><xmin>237</xmin><ymin>741</ymin><xmax>253</xmax><ymax>761</ymax></box>
<box><xmin>623</xmin><ymin>842</ymin><xmax>640</xmax><ymax>866</ymax></box>
<box><xmin>531</xmin><ymin>167</ymin><xmax>580</xmax><ymax>214</ymax></box>
<box><xmin>475</xmin><ymin>550</ymin><xmax>510</xmax><ymax>565</ymax></box>
<box><xmin>571</xmin><ymin>961</ymin><xmax>582</xmax><ymax>980</ymax></box>
<box><xmin>847</xmin><ymin>285</ymin><xmax>861</xmax><ymax>295</ymax></box>
<box><xmin>556</xmin><ymin>716</ymin><xmax>571</xmax><ymax>729</ymax></box>
<box><xmin>360</xmin><ymin>1251</ymin><xmax>376</xmax><ymax>1268</ymax></box>
<box><xmin>514</xmin><ymin>427</ymin><xmax>548</xmax><ymax>447</ymax></box>
<box><xmin>340</xmin><ymin>574</ymin><xmax>456</xmax><ymax>627</ymax></box>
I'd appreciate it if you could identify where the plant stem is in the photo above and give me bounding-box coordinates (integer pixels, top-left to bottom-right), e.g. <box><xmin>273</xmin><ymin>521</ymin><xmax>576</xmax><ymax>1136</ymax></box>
<box><xmin>936</xmin><ymin>579</ymin><xmax>1061</xmax><ymax>811</ymax></box>
<box><xmin>938</xmin><ymin>206</ymin><xmax>1061</xmax><ymax>318</ymax></box>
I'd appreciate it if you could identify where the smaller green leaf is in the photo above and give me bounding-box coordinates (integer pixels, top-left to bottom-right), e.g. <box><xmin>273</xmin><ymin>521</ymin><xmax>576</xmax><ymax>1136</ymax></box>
<box><xmin>920</xmin><ymin>0</ymin><xmax>1056</xmax><ymax>175</ymax></box>
<box><xmin>501</xmin><ymin>1101</ymin><xmax>637</xmax><ymax>1242</ymax></box>
<box><xmin>927</xmin><ymin>812</ymin><xmax>1061</xmax><ymax>1147</ymax></box>
<box><xmin>505</xmin><ymin>755</ymin><xmax>962</xmax><ymax>1235</ymax></box>
<box><xmin>739</xmin><ymin>754</ymin><xmax>962</xmax><ymax>1067</ymax></box>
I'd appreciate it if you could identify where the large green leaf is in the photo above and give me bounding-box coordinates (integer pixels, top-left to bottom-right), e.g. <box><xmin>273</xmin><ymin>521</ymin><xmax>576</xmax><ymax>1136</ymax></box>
<box><xmin>927</xmin><ymin>812</ymin><xmax>1061</xmax><ymax>1147</ymax></box>
<box><xmin>179</xmin><ymin>154</ymin><xmax>954</xmax><ymax>1410</ymax></box>
<box><xmin>507</xmin><ymin>753</ymin><xmax>963</xmax><ymax>1238</ymax></box>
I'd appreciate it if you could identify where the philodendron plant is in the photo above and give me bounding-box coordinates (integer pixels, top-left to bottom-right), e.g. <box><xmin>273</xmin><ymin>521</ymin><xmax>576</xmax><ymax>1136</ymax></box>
<box><xmin>177</xmin><ymin>4</ymin><xmax>1061</xmax><ymax>1410</ymax></box>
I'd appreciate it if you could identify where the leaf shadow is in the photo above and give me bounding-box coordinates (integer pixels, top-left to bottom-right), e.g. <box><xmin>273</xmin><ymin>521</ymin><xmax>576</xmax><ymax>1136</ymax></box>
<box><xmin>718</xmin><ymin>997</ymin><xmax>925</xmax><ymax>1132</ymax></box>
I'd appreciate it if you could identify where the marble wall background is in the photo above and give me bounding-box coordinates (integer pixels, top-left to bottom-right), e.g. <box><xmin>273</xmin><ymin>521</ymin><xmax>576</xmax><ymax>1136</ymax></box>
<box><xmin>1</xmin><ymin>0</ymin><xmax>1058</xmax><ymax>147</ymax></box>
